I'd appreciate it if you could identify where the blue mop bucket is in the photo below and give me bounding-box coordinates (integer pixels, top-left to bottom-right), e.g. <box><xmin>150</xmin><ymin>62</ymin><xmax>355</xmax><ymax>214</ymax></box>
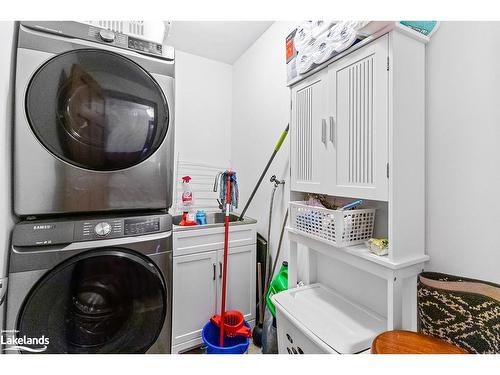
<box><xmin>202</xmin><ymin>321</ymin><xmax>250</xmax><ymax>354</ymax></box>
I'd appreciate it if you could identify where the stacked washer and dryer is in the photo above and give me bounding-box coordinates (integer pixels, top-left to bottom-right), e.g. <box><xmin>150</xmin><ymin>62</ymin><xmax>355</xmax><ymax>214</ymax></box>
<box><xmin>4</xmin><ymin>21</ymin><xmax>175</xmax><ymax>354</ymax></box>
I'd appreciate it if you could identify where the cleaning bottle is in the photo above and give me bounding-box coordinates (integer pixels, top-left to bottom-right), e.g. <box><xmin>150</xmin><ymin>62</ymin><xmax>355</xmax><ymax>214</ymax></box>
<box><xmin>196</xmin><ymin>210</ymin><xmax>207</xmax><ymax>225</ymax></box>
<box><xmin>266</xmin><ymin>261</ymin><xmax>288</xmax><ymax>317</ymax></box>
<box><xmin>179</xmin><ymin>176</ymin><xmax>196</xmax><ymax>226</ymax></box>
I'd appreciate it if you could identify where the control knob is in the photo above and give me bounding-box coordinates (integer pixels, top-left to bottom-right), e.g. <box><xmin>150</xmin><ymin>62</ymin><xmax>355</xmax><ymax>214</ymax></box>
<box><xmin>99</xmin><ymin>29</ymin><xmax>116</xmax><ymax>43</ymax></box>
<box><xmin>94</xmin><ymin>222</ymin><xmax>112</xmax><ymax>236</ymax></box>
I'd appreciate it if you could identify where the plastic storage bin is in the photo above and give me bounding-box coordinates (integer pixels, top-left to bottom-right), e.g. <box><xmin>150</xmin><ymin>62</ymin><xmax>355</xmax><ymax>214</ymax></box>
<box><xmin>290</xmin><ymin>201</ymin><xmax>376</xmax><ymax>247</ymax></box>
<box><xmin>272</xmin><ymin>284</ymin><xmax>386</xmax><ymax>354</ymax></box>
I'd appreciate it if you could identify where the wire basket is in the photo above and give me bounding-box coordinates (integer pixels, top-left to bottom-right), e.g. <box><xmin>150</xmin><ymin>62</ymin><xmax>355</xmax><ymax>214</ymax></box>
<box><xmin>290</xmin><ymin>201</ymin><xmax>376</xmax><ymax>247</ymax></box>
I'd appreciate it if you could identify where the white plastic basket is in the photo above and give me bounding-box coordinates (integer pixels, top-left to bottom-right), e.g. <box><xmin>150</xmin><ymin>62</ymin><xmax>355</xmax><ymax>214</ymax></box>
<box><xmin>273</xmin><ymin>284</ymin><xmax>386</xmax><ymax>354</ymax></box>
<box><xmin>290</xmin><ymin>201</ymin><xmax>375</xmax><ymax>247</ymax></box>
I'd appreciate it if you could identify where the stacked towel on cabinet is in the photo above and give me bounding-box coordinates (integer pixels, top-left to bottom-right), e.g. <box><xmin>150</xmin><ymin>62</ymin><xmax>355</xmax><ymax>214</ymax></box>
<box><xmin>294</xmin><ymin>21</ymin><xmax>369</xmax><ymax>74</ymax></box>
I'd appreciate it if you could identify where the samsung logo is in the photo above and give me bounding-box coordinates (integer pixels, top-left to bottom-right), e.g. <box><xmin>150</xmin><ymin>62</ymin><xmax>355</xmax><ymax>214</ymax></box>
<box><xmin>33</xmin><ymin>224</ymin><xmax>55</xmax><ymax>230</ymax></box>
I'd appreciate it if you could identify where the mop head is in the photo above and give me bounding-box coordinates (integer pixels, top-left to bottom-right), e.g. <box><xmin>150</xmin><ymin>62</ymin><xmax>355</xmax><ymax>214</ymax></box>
<box><xmin>218</xmin><ymin>171</ymin><xmax>239</xmax><ymax>209</ymax></box>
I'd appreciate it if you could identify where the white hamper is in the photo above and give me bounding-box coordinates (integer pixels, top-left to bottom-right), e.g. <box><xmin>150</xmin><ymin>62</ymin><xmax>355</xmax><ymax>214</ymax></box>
<box><xmin>272</xmin><ymin>284</ymin><xmax>386</xmax><ymax>354</ymax></box>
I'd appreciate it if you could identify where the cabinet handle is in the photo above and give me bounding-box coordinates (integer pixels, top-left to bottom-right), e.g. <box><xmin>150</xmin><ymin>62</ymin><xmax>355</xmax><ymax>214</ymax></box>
<box><xmin>213</xmin><ymin>263</ymin><xmax>216</xmax><ymax>280</ymax></box>
<box><xmin>329</xmin><ymin>116</ymin><xmax>335</xmax><ymax>144</ymax></box>
<box><xmin>219</xmin><ymin>262</ymin><xmax>223</xmax><ymax>279</ymax></box>
<box><xmin>321</xmin><ymin>118</ymin><xmax>327</xmax><ymax>144</ymax></box>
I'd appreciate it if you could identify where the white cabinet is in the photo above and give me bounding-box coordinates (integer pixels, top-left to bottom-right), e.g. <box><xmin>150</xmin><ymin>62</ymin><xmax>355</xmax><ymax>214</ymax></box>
<box><xmin>172</xmin><ymin>224</ymin><xmax>256</xmax><ymax>353</ymax></box>
<box><xmin>217</xmin><ymin>245</ymin><xmax>256</xmax><ymax>321</ymax></box>
<box><xmin>290</xmin><ymin>70</ymin><xmax>328</xmax><ymax>193</ymax></box>
<box><xmin>290</xmin><ymin>34</ymin><xmax>389</xmax><ymax>201</ymax></box>
<box><xmin>326</xmin><ymin>34</ymin><xmax>389</xmax><ymax>201</ymax></box>
<box><xmin>172</xmin><ymin>251</ymin><xmax>218</xmax><ymax>346</ymax></box>
<box><xmin>287</xmin><ymin>25</ymin><xmax>428</xmax><ymax>332</ymax></box>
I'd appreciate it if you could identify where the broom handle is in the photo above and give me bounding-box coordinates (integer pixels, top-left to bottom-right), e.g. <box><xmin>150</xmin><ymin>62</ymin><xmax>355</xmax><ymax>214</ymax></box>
<box><xmin>238</xmin><ymin>124</ymin><xmax>289</xmax><ymax>221</ymax></box>
<box><xmin>257</xmin><ymin>262</ymin><xmax>264</xmax><ymax>325</ymax></box>
<box><xmin>219</xmin><ymin>172</ymin><xmax>233</xmax><ymax>347</ymax></box>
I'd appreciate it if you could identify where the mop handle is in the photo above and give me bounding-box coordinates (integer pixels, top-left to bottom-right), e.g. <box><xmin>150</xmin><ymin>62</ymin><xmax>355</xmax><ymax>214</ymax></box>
<box><xmin>238</xmin><ymin>124</ymin><xmax>289</xmax><ymax>221</ymax></box>
<box><xmin>219</xmin><ymin>172</ymin><xmax>233</xmax><ymax>347</ymax></box>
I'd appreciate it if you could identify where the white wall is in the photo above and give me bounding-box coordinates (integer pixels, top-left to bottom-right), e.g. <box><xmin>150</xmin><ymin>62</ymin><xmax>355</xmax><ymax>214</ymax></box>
<box><xmin>231</xmin><ymin>22</ymin><xmax>295</xmax><ymax>267</ymax></box>
<box><xmin>174</xmin><ymin>50</ymin><xmax>233</xmax><ymax>167</ymax></box>
<box><xmin>425</xmin><ymin>22</ymin><xmax>500</xmax><ymax>283</ymax></box>
<box><xmin>172</xmin><ymin>50</ymin><xmax>233</xmax><ymax>212</ymax></box>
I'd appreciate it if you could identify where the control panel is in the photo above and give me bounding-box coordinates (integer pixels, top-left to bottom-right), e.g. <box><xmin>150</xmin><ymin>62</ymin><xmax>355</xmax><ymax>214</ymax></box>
<box><xmin>12</xmin><ymin>214</ymin><xmax>171</xmax><ymax>247</ymax></box>
<box><xmin>128</xmin><ymin>37</ymin><xmax>163</xmax><ymax>55</ymax></box>
<box><xmin>78</xmin><ymin>217</ymin><xmax>161</xmax><ymax>241</ymax></box>
<box><xmin>80</xmin><ymin>219</ymin><xmax>123</xmax><ymax>240</ymax></box>
<box><xmin>87</xmin><ymin>25</ymin><xmax>163</xmax><ymax>56</ymax></box>
<box><xmin>20</xmin><ymin>22</ymin><xmax>171</xmax><ymax>60</ymax></box>
<box><xmin>124</xmin><ymin>217</ymin><xmax>160</xmax><ymax>235</ymax></box>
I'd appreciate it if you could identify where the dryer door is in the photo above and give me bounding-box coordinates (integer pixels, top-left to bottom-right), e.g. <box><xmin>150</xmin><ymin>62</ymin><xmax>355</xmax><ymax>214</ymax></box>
<box><xmin>25</xmin><ymin>49</ymin><xmax>169</xmax><ymax>171</ymax></box>
<box><xmin>16</xmin><ymin>249</ymin><xmax>167</xmax><ymax>354</ymax></box>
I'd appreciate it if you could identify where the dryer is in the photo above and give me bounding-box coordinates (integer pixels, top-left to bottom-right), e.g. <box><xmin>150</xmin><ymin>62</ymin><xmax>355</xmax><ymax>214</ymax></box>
<box><xmin>14</xmin><ymin>21</ymin><xmax>175</xmax><ymax>217</ymax></box>
<box><xmin>4</xmin><ymin>212</ymin><xmax>172</xmax><ymax>354</ymax></box>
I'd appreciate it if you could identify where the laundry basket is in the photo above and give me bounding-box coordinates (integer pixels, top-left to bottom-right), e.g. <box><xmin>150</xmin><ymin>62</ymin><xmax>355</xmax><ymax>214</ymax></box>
<box><xmin>289</xmin><ymin>201</ymin><xmax>375</xmax><ymax>247</ymax></box>
<box><xmin>272</xmin><ymin>284</ymin><xmax>386</xmax><ymax>354</ymax></box>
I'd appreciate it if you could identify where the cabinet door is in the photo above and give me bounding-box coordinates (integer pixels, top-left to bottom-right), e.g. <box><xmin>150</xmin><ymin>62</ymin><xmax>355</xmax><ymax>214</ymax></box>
<box><xmin>172</xmin><ymin>251</ymin><xmax>218</xmax><ymax>346</ymax></box>
<box><xmin>217</xmin><ymin>245</ymin><xmax>256</xmax><ymax>322</ymax></box>
<box><xmin>290</xmin><ymin>70</ymin><xmax>328</xmax><ymax>193</ymax></box>
<box><xmin>327</xmin><ymin>35</ymin><xmax>389</xmax><ymax>201</ymax></box>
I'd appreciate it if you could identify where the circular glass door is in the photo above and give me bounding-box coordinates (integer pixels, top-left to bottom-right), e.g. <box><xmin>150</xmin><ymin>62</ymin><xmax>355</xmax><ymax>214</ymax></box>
<box><xmin>26</xmin><ymin>49</ymin><xmax>169</xmax><ymax>171</ymax></box>
<box><xmin>17</xmin><ymin>249</ymin><xmax>167</xmax><ymax>354</ymax></box>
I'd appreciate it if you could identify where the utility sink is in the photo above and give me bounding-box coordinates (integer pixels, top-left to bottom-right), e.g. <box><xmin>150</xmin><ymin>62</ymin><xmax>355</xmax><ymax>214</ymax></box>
<box><xmin>172</xmin><ymin>212</ymin><xmax>256</xmax><ymax>231</ymax></box>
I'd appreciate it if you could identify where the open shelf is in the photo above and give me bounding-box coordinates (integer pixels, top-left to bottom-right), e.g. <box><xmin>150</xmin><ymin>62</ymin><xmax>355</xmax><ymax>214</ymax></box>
<box><xmin>288</xmin><ymin>227</ymin><xmax>429</xmax><ymax>330</ymax></box>
<box><xmin>288</xmin><ymin>227</ymin><xmax>428</xmax><ymax>279</ymax></box>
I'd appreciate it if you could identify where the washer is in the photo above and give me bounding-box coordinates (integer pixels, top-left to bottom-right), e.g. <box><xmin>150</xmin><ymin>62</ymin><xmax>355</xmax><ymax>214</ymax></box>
<box><xmin>4</xmin><ymin>212</ymin><xmax>172</xmax><ymax>354</ymax></box>
<box><xmin>14</xmin><ymin>21</ymin><xmax>175</xmax><ymax>217</ymax></box>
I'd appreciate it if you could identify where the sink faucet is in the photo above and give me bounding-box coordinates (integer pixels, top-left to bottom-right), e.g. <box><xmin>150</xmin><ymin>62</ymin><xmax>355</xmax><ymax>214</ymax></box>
<box><xmin>213</xmin><ymin>172</ymin><xmax>224</xmax><ymax>211</ymax></box>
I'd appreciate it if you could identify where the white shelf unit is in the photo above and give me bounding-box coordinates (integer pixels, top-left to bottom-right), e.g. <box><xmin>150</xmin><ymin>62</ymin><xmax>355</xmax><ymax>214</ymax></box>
<box><xmin>287</xmin><ymin>24</ymin><xmax>428</xmax><ymax>330</ymax></box>
<box><xmin>288</xmin><ymin>228</ymin><xmax>428</xmax><ymax>330</ymax></box>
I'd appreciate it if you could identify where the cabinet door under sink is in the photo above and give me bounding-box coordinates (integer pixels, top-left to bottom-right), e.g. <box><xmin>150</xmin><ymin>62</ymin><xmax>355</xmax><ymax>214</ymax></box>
<box><xmin>172</xmin><ymin>251</ymin><xmax>218</xmax><ymax>346</ymax></box>
<box><xmin>216</xmin><ymin>245</ymin><xmax>256</xmax><ymax>322</ymax></box>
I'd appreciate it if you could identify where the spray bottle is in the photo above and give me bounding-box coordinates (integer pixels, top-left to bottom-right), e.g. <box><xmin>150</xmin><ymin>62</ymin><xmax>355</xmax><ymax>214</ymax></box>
<box><xmin>179</xmin><ymin>175</ymin><xmax>197</xmax><ymax>226</ymax></box>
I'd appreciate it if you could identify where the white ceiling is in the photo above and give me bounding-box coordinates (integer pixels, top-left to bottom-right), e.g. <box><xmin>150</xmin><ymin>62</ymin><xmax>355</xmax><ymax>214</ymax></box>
<box><xmin>167</xmin><ymin>21</ymin><xmax>273</xmax><ymax>64</ymax></box>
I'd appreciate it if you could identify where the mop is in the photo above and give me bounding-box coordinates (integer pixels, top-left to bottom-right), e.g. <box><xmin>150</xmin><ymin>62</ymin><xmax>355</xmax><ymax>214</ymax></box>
<box><xmin>210</xmin><ymin>171</ymin><xmax>251</xmax><ymax>347</ymax></box>
<box><xmin>238</xmin><ymin>124</ymin><xmax>289</xmax><ymax>221</ymax></box>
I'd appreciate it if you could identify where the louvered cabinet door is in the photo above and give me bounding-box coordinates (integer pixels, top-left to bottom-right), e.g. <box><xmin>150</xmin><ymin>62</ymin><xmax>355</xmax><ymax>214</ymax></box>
<box><xmin>290</xmin><ymin>71</ymin><xmax>328</xmax><ymax>193</ymax></box>
<box><xmin>327</xmin><ymin>35</ymin><xmax>389</xmax><ymax>201</ymax></box>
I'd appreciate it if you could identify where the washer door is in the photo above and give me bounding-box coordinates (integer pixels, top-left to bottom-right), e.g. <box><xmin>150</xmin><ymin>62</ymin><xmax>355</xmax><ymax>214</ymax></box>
<box><xmin>17</xmin><ymin>249</ymin><xmax>167</xmax><ymax>354</ymax></box>
<box><xmin>25</xmin><ymin>49</ymin><xmax>169</xmax><ymax>171</ymax></box>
